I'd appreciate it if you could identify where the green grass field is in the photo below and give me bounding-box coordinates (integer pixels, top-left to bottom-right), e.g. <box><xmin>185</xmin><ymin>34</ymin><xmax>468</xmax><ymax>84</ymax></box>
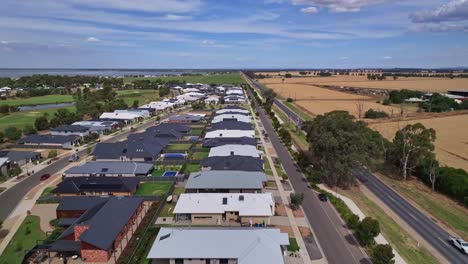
<box><xmin>124</xmin><ymin>73</ymin><xmax>245</xmax><ymax>85</ymax></box>
<box><xmin>0</xmin><ymin>216</ymin><xmax>46</xmax><ymax>264</ymax></box>
<box><xmin>0</xmin><ymin>106</ymin><xmax>76</xmax><ymax>132</ymax></box>
<box><xmin>116</xmin><ymin>89</ymin><xmax>160</xmax><ymax>106</ymax></box>
<box><xmin>191</xmin><ymin>151</ymin><xmax>209</xmax><ymax>160</ymax></box>
<box><xmin>189</xmin><ymin>129</ymin><xmax>204</xmax><ymax>135</ymax></box>
<box><xmin>0</xmin><ymin>95</ymin><xmax>74</xmax><ymax>107</ymax></box>
<box><xmin>166</xmin><ymin>144</ymin><xmax>192</xmax><ymax>151</ymax></box>
<box><xmin>183</xmin><ymin>163</ymin><xmax>201</xmax><ymax>174</ymax></box>
<box><xmin>135</xmin><ymin>182</ymin><xmax>172</xmax><ymax>196</ymax></box>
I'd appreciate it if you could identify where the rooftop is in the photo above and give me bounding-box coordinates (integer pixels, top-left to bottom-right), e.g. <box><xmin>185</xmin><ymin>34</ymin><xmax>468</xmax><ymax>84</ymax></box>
<box><xmin>17</xmin><ymin>134</ymin><xmax>79</xmax><ymax>144</ymax></box>
<box><xmin>204</xmin><ymin>129</ymin><xmax>255</xmax><ymax>139</ymax></box>
<box><xmin>52</xmin><ymin>177</ymin><xmax>140</xmax><ymax>194</ymax></box>
<box><xmin>212</xmin><ymin>114</ymin><xmax>251</xmax><ymax>124</ymax></box>
<box><xmin>186</xmin><ymin>170</ymin><xmax>266</xmax><ymax>190</ymax></box>
<box><xmin>209</xmin><ymin>144</ymin><xmax>262</xmax><ymax>158</ymax></box>
<box><xmin>64</xmin><ymin>162</ymin><xmax>153</xmax><ymax>175</ymax></box>
<box><xmin>51</xmin><ymin>125</ymin><xmax>89</xmax><ymax>133</ymax></box>
<box><xmin>201</xmin><ymin>156</ymin><xmax>264</xmax><ymax>172</ymax></box>
<box><xmin>147</xmin><ymin>227</ymin><xmax>288</xmax><ymax>264</ymax></box>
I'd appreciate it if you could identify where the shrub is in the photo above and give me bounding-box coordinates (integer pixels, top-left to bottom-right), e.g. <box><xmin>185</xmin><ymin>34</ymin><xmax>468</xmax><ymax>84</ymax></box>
<box><xmin>287</xmin><ymin>237</ymin><xmax>300</xmax><ymax>252</ymax></box>
<box><xmin>290</xmin><ymin>192</ymin><xmax>304</xmax><ymax>210</ymax></box>
<box><xmin>371</xmin><ymin>244</ymin><xmax>395</xmax><ymax>264</ymax></box>
<box><xmin>4</xmin><ymin>126</ymin><xmax>22</xmax><ymax>141</ymax></box>
<box><xmin>0</xmin><ymin>229</ymin><xmax>9</xmax><ymax>239</ymax></box>
<box><xmin>286</xmin><ymin>98</ymin><xmax>293</xmax><ymax>102</ymax></box>
<box><xmin>364</xmin><ymin>109</ymin><xmax>388</xmax><ymax>119</ymax></box>
<box><xmin>346</xmin><ymin>214</ymin><xmax>360</xmax><ymax>230</ymax></box>
<box><xmin>47</xmin><ymin>150</ymin><xmax>58</xmax><ymax>159</ymax></box>
<box><xmin>23</xmin><ymin>125</ymin><xmax>37</xmax><ymax>135</ymax></box>
<box><xmin>355</xmin><ymin>217</ymin><xmax>380</xmax><ymax>246</ymax></box>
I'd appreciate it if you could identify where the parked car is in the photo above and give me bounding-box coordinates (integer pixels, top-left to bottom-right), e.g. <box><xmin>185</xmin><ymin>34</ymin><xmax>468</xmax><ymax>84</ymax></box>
<box><xmin>449</xmin><ymin>236</ymin><xmax>468</xmax><ymax>254</ymax></box>
<box><xmin>39</xmin><ymin>173</ymin><xmax>51</xmax><ymax>181</ymax></box>
<box><xmin>68</xmin><ymin>154</ymin><xmax>79</xmax><ymax>162</ymax></box>
<box><xmin>318</xmin><ymin>193</ymin><xmax>328</xmax><ymax>202</ymax></box>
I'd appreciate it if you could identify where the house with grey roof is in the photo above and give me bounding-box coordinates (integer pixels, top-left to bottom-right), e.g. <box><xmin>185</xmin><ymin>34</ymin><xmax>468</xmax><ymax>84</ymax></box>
<box><xmin>51</xmin><ymin>125</ymin><xmax>90</xmax><ymax>138</ymax></box>
<box><xmin>64</xmin><ymin>162</ymin><xmax>153</xmax><ymax>177</ymax></box>
<box><xmin>201</xmin><ymin>156</ymin><xmax>264</xmax><ymax>172</ymax></box>
<box><xmin>209</xmin><ymin>121</ymin><xmax>253</xmax><ymax>131</ymax></box>
<box><xmin>52</xmin><ymin>177</ymin><xmax>140</xmax><ymax>196</ymax></box>
<box><xmin>51</xmin><ymin>196</ymin><xmax>146</xmax><ymax>263</ymax></box>
<box><xmin>93</xmin><ymin>136</ymin><xmax>169</xmax><ymax>162</ymax></box>
<box><xmin>147</xmin><ymin>228</ymin><xmax>289</xmax><ymax>264</ymax></box>
<box><xmin>72</xmin><ymin>120</ymin><xmax>120</xmax><ymax>134</ymax></box>
<box><xmin>185</xmin><ymin>170</ymin><xmax>267</xmax><ymax>193</ymax></box>
<box><xmin>17</xmin><ymin>134</ymin><xmax>80</xmax><ymax>149</ymax></box>
<box><xmin>0</xmin><ymin>150</ymin><xmax>41</xmax><ymax>166</ymax></box>
<box><xmin>203</xmin><ymin>137</ymin><xmax>257</xmax><ymax>148</ymax></box>
<box><xmin>166</xmin><ymin>114</ymin><xmax>203</xmax><ymax>124</ymax></box>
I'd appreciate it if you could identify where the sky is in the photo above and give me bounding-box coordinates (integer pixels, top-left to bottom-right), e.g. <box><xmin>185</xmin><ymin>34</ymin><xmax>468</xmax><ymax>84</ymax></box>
<box><xmin>0</xmin><ymin>0</ymin><xmax>467</xmax><ymax>69</ymax></box>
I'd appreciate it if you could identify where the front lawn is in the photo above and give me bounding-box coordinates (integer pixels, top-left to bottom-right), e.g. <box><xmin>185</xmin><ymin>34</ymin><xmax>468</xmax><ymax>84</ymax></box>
<box><xmin>191</xmin><ymin>152</ymin><xmax>209</xmax><ymax>160</ymax></box>
<box><xmin>166</xmin><ymin>144</ymin><xmax>192</xmax><ymax>151</ymax></box>
<box><xmin>0</xmin><ymin>215</ymin><xmax>46</xmax><ymax>264</ymax></box>
<box><xmin>189</xmin><ymin>129</ymin><xmax>203</xmax><ymax>135</ymax></box>
<box><xmin>135</xmin><ymin>182</ymin><xmax>172</xmax><ymax>196</ymax></box>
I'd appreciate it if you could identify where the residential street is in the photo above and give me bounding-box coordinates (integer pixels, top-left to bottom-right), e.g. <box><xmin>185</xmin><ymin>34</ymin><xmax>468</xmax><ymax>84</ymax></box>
<box><xmin>245</xmin><ymin>83</ymin><xmax>370</xmax><ymax>263</ymax></box>
<box><xmin>0</xmin><ymin>109</ymin><xmax>184</xmax><ymax>222</ymax></box>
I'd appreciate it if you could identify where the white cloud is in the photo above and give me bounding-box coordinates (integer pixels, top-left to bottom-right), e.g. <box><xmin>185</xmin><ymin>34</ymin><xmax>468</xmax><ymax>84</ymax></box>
<box><xmin>339</xmin><ymin>56</ymin><xmax>349</xmax><ymax>60</ymax></box>
<box><xmin>74</xmin><ymin>0</ymin><xmax>202</xmax><ymax>13</ymax></box>
<box><xmin>201</xmin><ymin>40</ymin><xmax>215</xmax><ymax>46</ymax></box>
<box><xmin>87</xmin><ymin>37</ymin><xmax>100</xmax><ymax>42</ymax></box>
<box><xmin>300</xmin><ymin>6</ymin><xmax>319</xmax><ymax>13</ymax></box>
<box><xmin>293</xmin><ymin>0</ymin><xmax>388</xmax><ymax>13</ymax></box>
<box><xmin>410</xmin><ymin>0</ymin><xmax>468</xmax><ymax>23</ymax></box>
<box><xmin>383</xmin><ymin>56</ymin><xmax>392</xmax><ymax>60</ymax></box>
<box><xmin>162</xmin><ymin>14</ymin><xmax>192</xmax><ymax>21</ymax></box>
<box><xmin>0</xmin><ymin>40</ymin><xmax>8</xmax><ymax>45</ymax></box>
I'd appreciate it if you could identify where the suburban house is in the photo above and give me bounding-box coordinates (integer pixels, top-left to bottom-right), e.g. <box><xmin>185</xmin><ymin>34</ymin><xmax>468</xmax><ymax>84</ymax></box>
<box><xmin>72</xmin><ymin>120</ymin><xmax>120</xmax><ymax>134</ymax></box>
<box><xmin>147</xmin><ymin>228</ymin><xmax>289</xmax><ymax>264</ymax></box>
<box><xmin>52</xmin><ymin>177</ymin><xmax>140</xmax><ymax>196</ymax></box>
<box><xmin>0</xmin><ymin>158</ymin><xmax>10</xmax><ymax>175</ymax></box>
<box><xmin>211</xmin><ymin>114</ymin><xmax>251</xmax><ymax>124</ymax></box>
<box><xmin>64</xmin><ymin>162</ymin><xmax>153</xmax><ymax>177</ymax></box>
<box><xmin>224</xmin><ymin>95</ymin><xmax>247</xmax><ymax>104</ymax></box>
<box><xmin>0</xmin><ymin>150</ymin><xmax>41</xmax><ymax>166</ymax></box>
<box><xmin>147</xmin><ymin>123</ymin><xmax>191</xmax><ymax>134</ymax></box>
<box><xmin>205</xmin><ymin>95</ymin><xmax>220</xmax><ymax>104</ymax></box>
<box><xmin>185</xmin><ymin>170</ymin><xmax>267</xmax><ymax>193</ymax></box>
<box><xmin>176</xmin><ymin>94</ymin><xmax>201</xmax><ymax>102</ymax></box>
<box><xmin>50</xmin><ymin>196</ymin><xmax>146</xmax><ymax>263</ymax></box>
<box><xmin>142</xmin><ymin>125</ymin><xmax>185</xmax><ymax>140</ymax></box>
<box><xmin>204</xmin><ymin>129</ymin><xmax>255</xmax><ymax>139</ymax></box>
<box><xmin>50</xmin><ymin>125</ymin><xmax>91</xmax><ymax>138</ymax></box>
<box><xmin>166</xmin><ymin>114</ymin><xmax>203</xmax><ymax>124</ymax></box>
<box><xmin>174</xmin><ymin>193</ymin><xmax>274</xmax><ymax>225</ymax></box>
<box><xmin>114</xmin><ymin>109</ymin><xmax>150</xmax><ymax>118</ymax></box>
<box><xmin>203</xmin><ymin>137</ymin><xmax>257</xmax><ymax>148</ymax></box>
<box><xmin>226</xmin><ymin>89</ymin><xmax>244</xmax><ymax>95</ymax></box>
<box><xmin>209</xmin><ymin>121</ymin><xmax>253</xmax><ymax>131</ymax></box>
<box><xmin>209</xmin><ymin>144</ymin><xmax>262</xmax><ymax>158</ymax></box>
<box><xmin>140</xmin><ymin>101</ymin><xmax>174</xmax><ymax>111</ymax></box>
<box><xmin>93</xmin><ymin>136</ymin><xmax>169</xmax><ymax>162</ymax></box>
<box><xmin>99</xmin><ymin>112</ymin><xmax>141</xmax><ymax>124</ymax></box>
<box><xmin>17</xmin><ymin>134</ymin><xmax>80</xmax><ymax>149</ymax></box>
<box><xmin>201</xmin><ymin>156</ymin><xmax>264</xmax><ymax>172</ymax></box>
<box><xmin>215</xmin><ymin>107</ymin><xmax>249</xmax><ymax>115</ymax></box>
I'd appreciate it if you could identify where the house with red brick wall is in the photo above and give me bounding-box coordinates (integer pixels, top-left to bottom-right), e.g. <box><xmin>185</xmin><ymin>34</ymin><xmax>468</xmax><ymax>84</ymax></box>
<box><xmin>48</xmin><ymin>196</ymin><xmax>145</xmax><ymax>263</ymax></box>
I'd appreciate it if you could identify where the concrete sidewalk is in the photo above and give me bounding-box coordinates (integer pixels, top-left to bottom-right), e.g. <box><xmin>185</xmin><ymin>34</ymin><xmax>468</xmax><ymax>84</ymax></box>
<box><xmin>318</xmin><ymin>184</ymin><xmax>407</xmax><ymax>264</ymax></box>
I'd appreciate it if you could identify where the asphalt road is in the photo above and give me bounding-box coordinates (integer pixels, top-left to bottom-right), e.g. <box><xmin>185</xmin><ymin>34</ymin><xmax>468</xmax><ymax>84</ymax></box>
<box><xmin>355</xmin><ymin>169</ymin><xmax>468</xmax><ymax>264</ymax></box>
<box><xmin>0</xmin><ymin>110</ymin><xmax>181</xmax><ymax>222</ymax></box>
<box><xmin>244</xmin><ymin>78</ymin><xmax>369</xmax><ymax>264</ymax></box>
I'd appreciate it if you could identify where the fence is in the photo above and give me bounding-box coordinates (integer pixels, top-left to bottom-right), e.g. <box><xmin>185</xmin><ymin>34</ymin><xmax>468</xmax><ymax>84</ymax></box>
<box><xmin>154</xmin><ymin>159</ymin><xmax>200</xmax><ymax>166</ymax></box>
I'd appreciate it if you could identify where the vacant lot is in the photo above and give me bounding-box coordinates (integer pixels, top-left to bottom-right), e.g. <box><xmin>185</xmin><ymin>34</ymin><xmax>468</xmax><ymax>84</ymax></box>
<box><xmin>0</xmin><ymin>94</ymin><xmax>74</xmax><ymax>107</ymax></box>
<box><xmin>370</xmin><ymin>114</ymin><xmax>468</xmax><ymax>171</ymax></box>
<box><xmin>261</xmin><ymin>82</ymin><xmax>398</xmax><ymax>117</ymax></box>
<box><xmin>125</xmin><ymin>73</ymin><xmax>245</xmax><ymax>85</ymax></box>
<box><xmin>260</xmin><ymin>75</ymin><xmax>468</xmax><ymax>93</ymax></box>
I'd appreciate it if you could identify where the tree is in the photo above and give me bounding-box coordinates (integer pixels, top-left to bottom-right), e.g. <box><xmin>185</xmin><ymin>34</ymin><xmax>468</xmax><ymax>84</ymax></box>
<box><xmin>34</xmin><ymin>116</ymin><xmax>50</xmax><ymax>131</ymax></box>
<box><xmin>355</xmin><ymin>217</ymin><xmax>380</xmax><ymax>246</ymax></box>
<box><xmin>47</xmin><ymin>150</ymin><xmax>58</xmax><ymax>158</ymax></box>
<box><xmin>4</xmin><ymin>126</ymin><xmax>22</xmax><ymax>141</ymax></box>
<box><xmin>391</xmin><ymin>123</ymin><xmax>436</xmax><ymax>180</ymax></box>
<box><xmin>132</xmin><ymin>100</ymin><xmax>139</xmax><ymax>108</ymax></box>
<box><xmin>0</xmin><ymin>104</ymin><xmax>10</xmax><ymax>114</ymax></box>
<box><xmin>346</xmin><ymin>214</ymin><xmax>360</xmax><ymax>230</ymax></box>
<box><xmin>278</xmin><ymin>127</ymin><xmax>292</xmax><ymax>147</ymax></box>
<box><xmin>371</xmin><ymin>244</ymin><xmax>395</xmax><ymax>264</ymax></box>
<box><xmin>0</xmin><ymin>131</ymin><xmax>4</xmax><ymax>143</ymax></box>
<box><xmin>365</xmin><ymin>109</ymin><xmax>388</xmax><ymax>119</ymax></box>
<box><xmin>426</xmin><ymin>159</ymin><xmax>440</xmax><ymax>192</ymax></box>
<box><xmin>23</xmin><ymin>125</ymin><xmax>37</xmax><ymax>135</ymax></box>
<box><xmin>305</xmin><ymin>111</ymin><xmax>385</xmax><ymax>187</ymax></box>
<box><xmin>290</xmin><ymin>192</ymin><xmax>304</xmax><ymax>210</ymax></box>
<box><xmin>286</xmin><ymin>98</ymin><xmax>293</xmax><ymax>102</ymax></box>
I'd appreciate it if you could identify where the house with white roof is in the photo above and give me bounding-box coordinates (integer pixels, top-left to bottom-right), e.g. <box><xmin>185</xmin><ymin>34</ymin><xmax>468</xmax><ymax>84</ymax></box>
<box><xmin>99</xmin><ymin>112</ymin><xmax>141</xmax><ymax>124</ymax></box>
<box><xmin>140</xmin><ymin>101</ymin><xmax>174</xmax><ymax>111</ymax></box>
<box><xmin>216</xmin><ymin>108</ymin><xmax>249</xmax><ymax>115</ymax></box>
<box><xmin>147</xmin><ymin>228</ymin><xmax>289</xmax><ymax>264</ymax></box>
<box><xmin>226</xmin><ymin>89</ymin><xmax>244</xmax><ymax>95</ymax></box>
<box><xmin>212</xmin><ymin>114</ymin><xmax>251</xmax><ymax>124</ymax></box>
<box><xmin>114</xmin><ymin>109</ymin><xmax>150</xmax><ymax>118</ymax></box>
<box><xmin>204</xmin><ymin>130</ymin><xmax>255</xmax><ymax>139</ymax></box>
<box><xmin>176</xmin><ymin>94</ymin><xmax>200</xmax><ymax>102</ymax></box>
<box><xmin>205</xmin><ymin>95</ymin><xmax>220</xmax><ymax>104</ymax></box>
<box><xmin>182</xmin><ymin>88</ymin><xmax>200</xmax><ymax>93</ymax></box>
<box><xmin>173</xmin><ymin>193</ymin><xmax>275</xmax><ymax>225</ymax></box>
<box><xmin>209</xmin><ymin>144</ymin><xmax>262</xmax><ymax>158</ymax></box>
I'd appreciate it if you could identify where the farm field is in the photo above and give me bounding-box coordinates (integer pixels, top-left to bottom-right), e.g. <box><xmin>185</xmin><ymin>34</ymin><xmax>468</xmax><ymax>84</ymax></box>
<box><xmin>259</xmin><ymin>75</ymin><xmax>468</xmax><ymax>93</ymax></box>
<box><xmin>261</xmin><ymin>82</ymin><xmax>398</xmax><ymax>117</ymax></box>
<box><xmin>370</xmin><ymin>114</ymin><xmax>468</xmax><ymax>171</ymax></box>
<box><xmin>116</xmin><ymin>89</ymin><xmax>160</xmax><ymax>106</ymax></box>
<box><xmin>124</xmin><ymin>73</ymin><xmax>245</xmax><ymax>85</ymax></box>
<box><xmin>0</xmin><ymin>94</ymin><xmax>73</xmax><ymax>106</ymax></box>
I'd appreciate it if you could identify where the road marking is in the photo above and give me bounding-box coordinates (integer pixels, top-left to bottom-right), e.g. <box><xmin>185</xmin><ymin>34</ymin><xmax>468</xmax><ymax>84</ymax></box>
<box><xmin>438</xmin><ymin>237</ymin><xmax>450</xmax><ymax>248</ymax></box>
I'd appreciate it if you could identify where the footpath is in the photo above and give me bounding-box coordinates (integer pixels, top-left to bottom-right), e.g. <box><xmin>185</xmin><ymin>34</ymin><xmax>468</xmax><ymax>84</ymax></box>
<box><xmin>318</xmin><ymin>184</ymin><xmax>407</xmax><ymax>264</ymax></box>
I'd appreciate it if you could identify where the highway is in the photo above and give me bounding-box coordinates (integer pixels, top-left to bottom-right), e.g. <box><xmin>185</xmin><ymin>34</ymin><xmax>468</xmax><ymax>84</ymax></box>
<box><xmin>0</xmin><ymin>110</ymin><xmax>181</xmax><ymax>222</ymax></box>
<box><xmin>244</xmin><ymin>74</ymin><xmax>369</xmax><ymax>264</ymax></box>
<box><xmin>243</xmin><ymin>72</ymin><xmax>468</xmax><ymax>263</ymax></box>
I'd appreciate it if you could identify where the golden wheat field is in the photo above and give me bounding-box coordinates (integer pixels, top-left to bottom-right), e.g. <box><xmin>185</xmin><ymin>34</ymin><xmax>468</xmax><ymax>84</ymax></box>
<box><xmin>260</xmin><ymin>82</ymin><xmax>399</xmax><ymax>117</ymax></box>
<box><xmin>260</xmin><ymin>75</ymin><xmax>468</xmax><ymax>93</ymax></box>
<box><xmin>370</xmin><ymin>115</ymin><xmax>468</xmax><ymax>171</ymax></box>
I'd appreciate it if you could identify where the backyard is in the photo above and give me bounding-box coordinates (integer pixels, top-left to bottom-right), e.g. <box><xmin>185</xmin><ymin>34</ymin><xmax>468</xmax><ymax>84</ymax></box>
<box><xmin>166</xmin><ymin>144</ymin><xmax>192</xmax><ymax>151</ymax></box>
<box><xmin>0</xmin><ymin>216</ymin><xmax>46</xmax><ymax>264</ymax></box>
<box><xmin>190</xmin><ymin>151</ymin><xmax>209</xmax><ymax>160</ymax></box>
<box><xmin>135</xmin><ymin>182</ymin><xmax>173</xmax><ymax>196</ymax></box>
<box><xmin>182</xmin><ymin>163</ymin><xmax>201</xmax><ymax>174</ymax></box>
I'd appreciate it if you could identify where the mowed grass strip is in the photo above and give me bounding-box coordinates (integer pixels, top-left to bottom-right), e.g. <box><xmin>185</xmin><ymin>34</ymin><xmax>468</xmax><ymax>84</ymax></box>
<box><xmin>0</xmin><ymin>215</ymin><xmax>46</xmax><ymax>264</ymax></box>
<box><xmin>343</xmin><ymin>189</ymin><xmax>438</xmax><ymax>264</ymax></box>
<box><xmin>124</xmin><ymin>73</ymin><xmax>245</xmax><ymax>85</ymax></box>
<box><xmin>135</xmin><ymin>182</ymin><xmax>172</xmax><ymax>196</ymax></box>
<box><xmin>0</xmin><ymin>95</ymin><xmax>74</xmax><ymax>107</ymax></box>
<box><xmin>166</xmin><ymin>144</ymin><xmax>192</xmax><ymax>151</ymax></box>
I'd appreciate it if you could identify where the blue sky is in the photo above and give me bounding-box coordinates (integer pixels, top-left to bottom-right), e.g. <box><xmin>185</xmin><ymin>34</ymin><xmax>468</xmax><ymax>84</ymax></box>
<box><xmin>0</xmin><ymin>0</ymin><xmax>467</xmax><ymax>68</ymax></box>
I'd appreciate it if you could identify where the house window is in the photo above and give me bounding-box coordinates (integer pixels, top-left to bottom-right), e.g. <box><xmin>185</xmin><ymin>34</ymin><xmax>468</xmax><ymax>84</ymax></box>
<box><xmin>220</xmin><ymin>259</ymin><xmax>228</xmax><ymax>264</ymax></box>
<box><xmin>175</xmin><ymin>259</ymin><xmax>184</xmax><ymax>264</ymax></box>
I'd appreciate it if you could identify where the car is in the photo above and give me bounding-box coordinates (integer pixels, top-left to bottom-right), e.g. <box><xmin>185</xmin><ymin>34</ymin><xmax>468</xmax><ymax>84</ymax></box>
<box><xmin>449</xmin><ymin>236</ymin><xmax>468</xmax><ymax>254</ymax></box>
<box><xmin>68</xmin><ymin>154</ymin><xmax>79</xmax><ymax>162</ymax></box>
<box><xmin>39</xmin><ymin>174</ymin><xmax>51</xmax><ymax>181</ymax></box>
<box><xmin>318</xmin><ymin>193</ymin><xmax>328</xmax><ymax>202</ymax></box>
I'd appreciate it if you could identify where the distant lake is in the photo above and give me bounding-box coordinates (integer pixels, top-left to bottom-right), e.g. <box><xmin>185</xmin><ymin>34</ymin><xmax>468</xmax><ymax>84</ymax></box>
<box><xmin>0</xmin><ymin>69</ymin><xmax>210</xmax><ymax>78</ymax></box>
<box><xmin>18</xmin><ymin>102</ymin><xmax>75</xmax><ymax>111</ymax></box>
